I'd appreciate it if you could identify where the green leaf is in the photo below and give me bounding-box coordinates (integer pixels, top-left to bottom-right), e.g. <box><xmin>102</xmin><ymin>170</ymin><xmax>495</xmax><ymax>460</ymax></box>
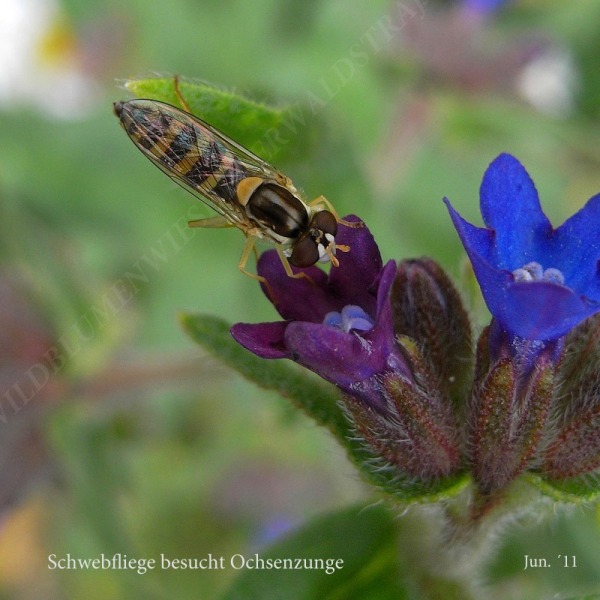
<box><xmin>526</xmin><ymin>472</ymin><xmax>600</xmax><ymax>504</ymax></box>
<box><xmin>123</xmin><ymin>77</ymin><xmax>312</xmax><ymax>164</ymax></box>
<box><xmin>48</xmin><ymin>406</ymin><xmax>133</xmax><ymax>554</ymax></box>
<box><xmin>181</xmin><ymin>313</ymin><xmax>470</xmax><ymax>505</ymax></box>
<box><xmin>179</xmin><ymin>313</ymin><xmax>350</xmax><ymax>441</ymax></box>
<box><xmin>221</xmin><ymin>503</ymin><xmax>406</xmax><ymax>600</ymax></box>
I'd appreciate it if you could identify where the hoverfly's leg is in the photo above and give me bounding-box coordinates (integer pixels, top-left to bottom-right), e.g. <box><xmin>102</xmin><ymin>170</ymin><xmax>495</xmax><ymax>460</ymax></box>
<box><xmin>308</xmin><ymin>195</ymin><xmax>363</xmax><ymax>229</ymax></box>
<box><xmin>238</xmin><ymin>236</ymin><xmax>269</xmax><ymax>286</ymax></box>
<box><xmin>275</xmin><ymin>246</ymin><xmax>315</xmax><ymax>285</ymax></box>
<box><xmin>173</xmin><ymin>75</ymin><xmax>193</xmax><ymax>113</ymax></box>
<box><xmin>188</xmin><ymin>215</ymin><xmax>233</xmax><ymax>229</ymax></box>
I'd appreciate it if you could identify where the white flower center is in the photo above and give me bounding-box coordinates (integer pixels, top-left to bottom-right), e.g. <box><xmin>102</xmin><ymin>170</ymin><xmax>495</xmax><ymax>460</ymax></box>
<box><xmin>512</xmin><ymin>262</ymin><xmax>565</xmax><ymax>285</ymax></box>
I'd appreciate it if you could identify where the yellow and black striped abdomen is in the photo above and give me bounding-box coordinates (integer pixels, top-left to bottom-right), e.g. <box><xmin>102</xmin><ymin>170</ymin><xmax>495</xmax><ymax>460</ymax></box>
<box><xmin>115</xmin><ymin>99</ymin><xmax>250</xmax><ymax>206</ymax></box>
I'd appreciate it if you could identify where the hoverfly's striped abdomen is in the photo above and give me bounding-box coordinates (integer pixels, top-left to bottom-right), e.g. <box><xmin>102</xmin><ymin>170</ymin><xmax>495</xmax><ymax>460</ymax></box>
<box><xmin>115</xmin><ymin>100</ymin><xmax>248</xmax><ymax>205</ymax></box>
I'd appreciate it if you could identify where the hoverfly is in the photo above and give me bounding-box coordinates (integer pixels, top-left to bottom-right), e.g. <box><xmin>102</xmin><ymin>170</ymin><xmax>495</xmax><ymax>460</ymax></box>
<box><xmin>113</xmin><ymin>79</ymin><xmax>359</xmax><ymax>284</ymax></box>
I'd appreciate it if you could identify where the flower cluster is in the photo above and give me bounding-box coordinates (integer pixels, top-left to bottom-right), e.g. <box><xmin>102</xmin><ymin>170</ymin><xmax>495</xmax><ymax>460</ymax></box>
<box><xmin>232</xmin><ymin>154</ymin><xmax>600</xmax><ymax>512</ymax></box>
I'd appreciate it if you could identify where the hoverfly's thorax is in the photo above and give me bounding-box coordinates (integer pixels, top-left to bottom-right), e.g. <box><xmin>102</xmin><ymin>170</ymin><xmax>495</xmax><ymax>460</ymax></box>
<box><xmin>245</xmin><ymin>182</ymin><xmax>309</xmax><ymax>241</ymax></box>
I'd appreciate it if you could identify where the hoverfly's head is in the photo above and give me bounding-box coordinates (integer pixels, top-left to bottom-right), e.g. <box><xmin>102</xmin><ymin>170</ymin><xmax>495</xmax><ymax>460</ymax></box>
<box><xmin>289</xmin><ymin>210</ymin><xmax>340</xmax><ymax>268</ymax></box>
<box><xmin>113</xmin><ymin>101</ymin><xmax>125</xmax><ymax>119</ymax></box>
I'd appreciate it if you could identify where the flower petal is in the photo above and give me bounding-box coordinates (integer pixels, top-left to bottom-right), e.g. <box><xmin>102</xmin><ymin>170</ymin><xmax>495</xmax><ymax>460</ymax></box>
<box><xmin>503</xmin><ymin>281</ymin><xmax>600</xmax><ymax>340</ymax></box>
<box><xmin>364</xmin><ymin>261</ymin><xmax>407</xmax><ymax>375</ymax></box>
<box><xmin>284</xmin><ymin>321</ymin><xmax>377</xmax><ymax>383</ymax></box>
<box><xmin>463</xmin><ymin>0</ymin><xmax>510</xmax><ymax>15</ymax></box>
<box><xmin>283</xmin><ymin>260</ymin><xmax>411</xmax><ymax>408</ymax></box>
<box><xmin>479</xmin><ymin>154</ymin><xmax>553</xmax><ymax>268</ymax></box>
<box><xmin>449</xmin><ymin>239</ymin><xmax>597</xmax><ymax>340</ymax></box>
<box><xmin>326</xmin><ymin>215</ymin><xmax>383</xmax><ymax>314</ymax></box>
<box><xmin>257</xmin><ymin>251</ymin><xmax>333</xmax><ymax>322</ymax></box>
<box><xmin>473</xmin><ymin>242</ymin><xmax>600</xmax><ymax>338</ymax></box>
<box><xmin>551</xmin><ymin>193</ymin><xmax>600</xmax><ymax>300</ymax></box>
<box><xmin>230</xmin><ymin>321</ymin><xmax>290</xmax><ymax>359</ymax></box>
<box><xmin>284</xmin><ymin>322</ymin><xmax>396</xmax><ymax>413</ymax></box>
<box><xmin>444</xmin><ymin>197</ymin><xmax>495</xmax><ymax>265</ymax></box>
<box><xmin>257</xmin><ymin>215</ymin><xmax>383</xmax><ymax>322</ymax></box>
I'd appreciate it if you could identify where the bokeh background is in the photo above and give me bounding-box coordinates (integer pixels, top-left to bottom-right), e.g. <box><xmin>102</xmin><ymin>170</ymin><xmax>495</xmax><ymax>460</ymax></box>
<box><xmin>1</xmin><ymin>0</ymin><xmax>600</xmax><ymax>598</ymax></box>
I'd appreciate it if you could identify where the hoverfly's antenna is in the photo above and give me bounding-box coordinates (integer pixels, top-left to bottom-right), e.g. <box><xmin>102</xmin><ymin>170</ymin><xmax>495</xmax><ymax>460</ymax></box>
<box><xmin>327</xmin><ymin>248</ymin><xmax>339</xmax><ymax>267</ymax></box>
<box><xmin>325</xmin><ymin>242</ymin><xmax>350</xmax><ymax>267</ymax></box>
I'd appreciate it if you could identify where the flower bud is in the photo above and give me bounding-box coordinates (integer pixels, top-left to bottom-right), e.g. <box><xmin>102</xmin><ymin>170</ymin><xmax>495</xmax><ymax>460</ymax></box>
<box><xmin>541</xmin><ymin>314</ymin><xmax>600</xmax><ymax>479</ymax></box>
<box><xmin>470</xmin><ymin>328</ymin><xmax>555</xmax><ymax>496</ymax></box>
<box><xmin>343</xmin><ymin>337</ymin><xmax>462</xmax><ymax>481</ymax></box>
<box><xmin>391</xmin><ymin>258</ymin><xmax>473</xmax><ymax>410</ymax></box>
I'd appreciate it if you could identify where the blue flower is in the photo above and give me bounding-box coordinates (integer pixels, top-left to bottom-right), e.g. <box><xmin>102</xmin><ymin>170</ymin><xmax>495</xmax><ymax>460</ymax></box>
<box><xmin>445</xmin><ymin>153</ymin><xmax>600</xmax><ymax>341</ymax></box>
<box><xmin>462</xmin><ymin>0</ymin><xmax>511</xmax><ymax>16</ymax></box>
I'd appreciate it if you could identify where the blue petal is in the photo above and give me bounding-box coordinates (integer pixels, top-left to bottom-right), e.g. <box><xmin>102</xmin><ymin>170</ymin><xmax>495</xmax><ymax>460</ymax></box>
<box><xmin>462</xmin><ymin>0</ymin><xmax>511</xmax><ymax>15</ymax></box>
<box><xmin>339</xmin><ymin>305</ymin><xmax>374</xmax><ymax>332</ymax></box>
<box><xmin>444</xmin><ymin>229</ymin><xmax>600</xmax><ymax>340</ymax></box>
<box><xmin>479</xmin><ymin>154</ymin><xmax>553</xmax><ymax>269</ymax></box>
<box><xmin>502</xmin><ymin>281</ymin><xmax>600</xmax><ymax>340</ymax></box>
<box><xmin>446</xmin><ymin>154</ymin><xmax>600</xmax><ymax>341</ymax></box>
<box><xmin>323</xmin><ymin>311</ymin><xmax>343</xmax><ymax>328</ymax></box>
<box><xmin>550</xmin><ymin>193</ymin><xmax>600</xmax><ymax>301</ymax></box>
<box><xmin>444</xmin><ymin>198</ymin><xmax>495</xmax><ymax>265</ymax></box>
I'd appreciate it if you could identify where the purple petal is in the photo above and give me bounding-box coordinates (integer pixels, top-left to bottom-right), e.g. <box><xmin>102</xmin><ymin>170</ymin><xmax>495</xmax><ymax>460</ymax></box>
<box><xmin>365</xmin><ymin>261</ymin><xmax>402</xmax><ymax>362</ymax></box>
<box><xmin>257</xmin><ymin>251</ymin><xmax>334</xmax><ymax>322</ymax></box>
<box><xmin>256</xmin><ymin>215</ymin><xmax>383</xmax><ymax>322</ymax></box>
<box><xmin>479</xmin><ymin>154</ymin><xmax>553</xmax><ymax>269</ymax></box>
<box><xmin>284</xmin><ymin>321</ymin><xmax>385</xmax><ymax>389</ymax></box>
<box><xmin>284</xmin><ymin>261</ymin><xmax>412</xmax><ymax>396</ymax></box>
<box><xmin>364</xmin><ymin>262</ymin><xmax>412</xmax><ymax>378</ymax></box>
<box><xmin>230</xmin><ymin>321</ymin><xmax>290</xmax><ymax>359</ymax></box>
<box><xmin>375</xmin><ymin>261</ymin><xmax>398</xmax><ymax>317</ymax></box>
<box><xmin>326</xmin><ymin>215</ymin><xmax>383</xmax><ymax>314</ymax></box>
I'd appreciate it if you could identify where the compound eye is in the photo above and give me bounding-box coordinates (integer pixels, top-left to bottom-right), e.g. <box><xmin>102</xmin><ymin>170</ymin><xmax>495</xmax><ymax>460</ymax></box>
<box><xmin>290</xmin><ymin>236</ymin><xmax>320</xmax><ymax>267</ymax></box>
<box><xmin>311</xmin><ymin>210</ymin><xmax>337</xmax><ymax>236</ymax></box>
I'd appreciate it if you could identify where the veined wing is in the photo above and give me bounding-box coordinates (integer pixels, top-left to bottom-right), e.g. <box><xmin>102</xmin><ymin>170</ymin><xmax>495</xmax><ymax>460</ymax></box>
<box><xmin>117</xmin><ymin>99</ymin><xmax>282</xmax><ymax>227</ymax></box>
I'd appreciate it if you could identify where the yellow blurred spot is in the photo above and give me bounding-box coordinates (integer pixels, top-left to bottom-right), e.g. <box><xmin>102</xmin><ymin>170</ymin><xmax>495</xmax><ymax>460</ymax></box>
<box><xmin>0</xmin><ymin>497</ymin><xmax>50</xmax><ymax>589</ymax></box>
<box><xmin>35</xmin><ymin>18</ymin><xmax>77</xmax><ymax>67</ymax></box>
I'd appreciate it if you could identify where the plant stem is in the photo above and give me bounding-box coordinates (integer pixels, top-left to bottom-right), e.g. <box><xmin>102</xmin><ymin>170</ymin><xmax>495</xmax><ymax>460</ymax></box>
<box><xmin>393</xmin><ymin>481</ymin><xmax>544</xmax><ymax>600</ymax></box>
<box><xmin>395</xmin><ymin>504</ymin><xmax>483</xmax><ymax>600</ymax></box>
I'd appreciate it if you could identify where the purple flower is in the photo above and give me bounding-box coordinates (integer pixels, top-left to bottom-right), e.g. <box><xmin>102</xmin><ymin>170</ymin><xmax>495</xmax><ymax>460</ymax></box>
<box><xmin>231</xmin><ymin>216</ymin><xmax>410</xmax><ymax>412</ymax></box>
<box><xmin>445</xmin><ymin>153</ymin><xmax>600</xmax><ymax>342</ymax></box>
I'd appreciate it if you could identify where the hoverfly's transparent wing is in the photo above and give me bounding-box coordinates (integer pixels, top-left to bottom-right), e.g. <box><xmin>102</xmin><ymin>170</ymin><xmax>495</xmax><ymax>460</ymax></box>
<box><xmin>116</xmin><ymin>99</ymin><xmax>283</xmax><ymax>227</ymax></box>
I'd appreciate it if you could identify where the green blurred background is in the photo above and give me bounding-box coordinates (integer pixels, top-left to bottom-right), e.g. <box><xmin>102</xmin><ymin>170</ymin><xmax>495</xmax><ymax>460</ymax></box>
<box><xmin>1</xmin><ymin>0</ymin><xmax>600</xmax><ymax>598</ymax></box>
